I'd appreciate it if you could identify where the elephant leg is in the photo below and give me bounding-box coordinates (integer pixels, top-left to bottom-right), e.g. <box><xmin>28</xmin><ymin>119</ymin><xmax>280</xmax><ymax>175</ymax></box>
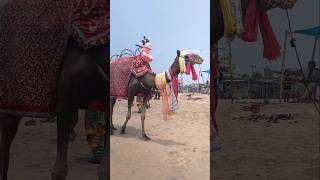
<box><xmin>141</xmin><ymin>94</ymin><xmax>151</xmax><ymax>141</ymax></box>
<box><xmin>120</xmin><ymin>95</ymin><xmax>134</xmax><ymax>134</ymax></box>
<box><xmin>0</xmin><ymin>114</ymin><xmax>21</xmax><ymax>180</ymax></box>
<box><xmin>110</xmin><ymin>98</ymin><xmax>117</xmax><ymax>135</ymax></box>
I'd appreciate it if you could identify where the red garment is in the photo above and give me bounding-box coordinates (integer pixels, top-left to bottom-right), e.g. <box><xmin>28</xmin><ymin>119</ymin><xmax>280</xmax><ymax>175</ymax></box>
<box><xmin>185</xmin><ymin>62</ymin><xmax>198</xmax><ymax>81</ymax></box>
<box><xmin>132</xmin><ymin>48</ymin><xmax>153</xmax><ymax>77</ymax></box>
<box><xmin>169</xmin><ymin>68</ymin><xmax>179</xmax><ymax>101</ymax></box>
<box><xmin>87</xmin><ymin>99</ymin><xmax>107</xmax><ymax>112</ymax></box>
<box><xmin>242</xmin><ymin>0</ymin><xmax>281</xmax><ymax>60</ymax></box>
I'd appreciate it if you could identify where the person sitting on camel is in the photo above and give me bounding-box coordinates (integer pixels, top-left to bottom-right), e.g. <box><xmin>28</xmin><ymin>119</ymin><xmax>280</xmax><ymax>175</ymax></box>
<box><xmin>133</xmin><ymin>36</ymin><xmax>153</xmax><ymax>77</ymax></box>
<box><xmin>134</xmin><ymin>37</ymin><xmax>153</xmax><ymax>112</ymax></box>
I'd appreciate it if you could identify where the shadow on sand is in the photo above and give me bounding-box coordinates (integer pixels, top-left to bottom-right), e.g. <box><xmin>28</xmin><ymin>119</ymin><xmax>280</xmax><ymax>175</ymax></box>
<box><xmin>111</xmin><ymin>125</ymin><xmax>185</xmax><ymax>147</ymax></box>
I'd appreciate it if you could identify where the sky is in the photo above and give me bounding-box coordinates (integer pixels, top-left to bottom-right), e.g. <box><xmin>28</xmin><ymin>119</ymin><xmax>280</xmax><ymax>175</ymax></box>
<box><xmin>219</xmin><ymin>0</ymin><xmax>320</xmax><ymax>76</ymax></box>
<box><xmin>110</xmin><ymin>0</ymin><xmax>210</xmax><ymax>84</ymax></box>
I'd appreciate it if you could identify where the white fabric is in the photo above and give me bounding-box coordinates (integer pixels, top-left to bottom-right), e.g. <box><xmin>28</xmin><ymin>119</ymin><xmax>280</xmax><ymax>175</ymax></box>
<box><xmin>231</xmin><ymin>0</ymin><xmax>244</xmax><ymax>36</ymax></box>
<box><xmin>168</xmin><ymin>82</ymin><xmax>178</xmax><ymax>111</ymax></box>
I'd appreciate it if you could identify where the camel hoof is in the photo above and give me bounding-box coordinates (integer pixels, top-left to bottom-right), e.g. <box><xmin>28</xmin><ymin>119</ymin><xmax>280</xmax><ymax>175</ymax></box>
<box><xmin>120</xmin><ymin>129</ymin><xmax>126</xmax><ymax>134</ymax></box>
<box><xmin>142</xmin><ymin>134</ymin><xmax>151</xmax><ymax>141</ymax></box>
<box><xmin>70</xmin><ymin>130</ymin><xmax>77</xmax><ymax>142</ymax></box>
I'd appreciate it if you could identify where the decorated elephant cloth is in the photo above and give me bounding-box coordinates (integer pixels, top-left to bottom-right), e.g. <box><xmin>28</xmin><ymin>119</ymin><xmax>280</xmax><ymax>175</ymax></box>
<box><xmin>0</xmin><ymin>0</ymin><xmax>109</xmax><ymax>117</ymax></box>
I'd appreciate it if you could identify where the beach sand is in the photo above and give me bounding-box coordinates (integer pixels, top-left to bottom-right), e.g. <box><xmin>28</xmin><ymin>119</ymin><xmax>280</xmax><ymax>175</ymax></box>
<box><xmin>212</xmin><ymin>100</ymin><xmax>320</xmax><ymax>180</ymax></box>
<box><xmin>111</xmin><ymin>93</ymin><xmax>210</xmax><ymax>180</ymax></box>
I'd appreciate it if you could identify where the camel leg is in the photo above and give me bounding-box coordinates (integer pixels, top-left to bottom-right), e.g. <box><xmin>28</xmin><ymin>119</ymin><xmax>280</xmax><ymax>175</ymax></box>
<box><xmin>141</xmin><ymin>94</ymin><xmax>151</xmax><ymax>141</ymax></box>
<box><xmin>97</xmin><ymin>153</ymin><xmax>107</xmax><ymax>180</ymax></box>
<box><xmin>0</xmin><ymin>114</ymin><xmax>21</xmax><ymax>180</ymax></box>
<box><xmin>120</xmin><ymin>95</ymin><xmax>134</xmax><ymax>134</ymax></box>
<box><xmin>110</xmin><ymin>97</ymin><xmax>117</xmax><ymax>135</ymax></box>
<box><xmin>70</xmin><ymin>112</ymin><xmax>78</xmax><ymax>141</ymax></box>
<box><xmin>51</xmin><ymin>106</ymin><xmax>76</xmax><ymax>180</ymax></box>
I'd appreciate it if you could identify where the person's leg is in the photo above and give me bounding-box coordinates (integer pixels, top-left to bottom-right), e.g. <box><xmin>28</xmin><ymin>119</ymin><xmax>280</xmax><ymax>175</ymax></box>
<box><xmin>301</xmin><ymin>83</ymin><xmax>317</xmax><ymax>100</ymax></box>
<box><xmin>137</xmin><ymin>96</ymin><xmax>143</xmax><ymax>113</ymax></box>
<box><xmin>85</xmin><ymin>110</ymin><xmax>106</xmax><ymax>164</ymax></box>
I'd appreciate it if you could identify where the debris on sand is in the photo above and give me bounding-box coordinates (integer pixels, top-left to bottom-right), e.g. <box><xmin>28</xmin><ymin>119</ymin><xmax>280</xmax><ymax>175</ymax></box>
<box><xmin>232</xmin><ymin>113</ymin><xmax>295</xmax><ymax>126</ymax></box>
<box><xmin>241</xmin><ymin>103</ymin><xmax>262</xmax><ymax>113</ymax></box>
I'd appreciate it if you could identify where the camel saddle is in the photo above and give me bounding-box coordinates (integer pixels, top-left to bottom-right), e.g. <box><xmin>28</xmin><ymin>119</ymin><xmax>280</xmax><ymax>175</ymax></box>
<box><xmin>110</xmin><ymin>55</ymin><xmax>152</xmax><ymax>98</ymax></box>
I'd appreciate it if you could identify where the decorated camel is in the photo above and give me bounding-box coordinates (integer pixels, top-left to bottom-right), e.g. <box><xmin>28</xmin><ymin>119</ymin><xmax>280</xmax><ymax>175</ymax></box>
<box><xmin>110</xmin><ymin>50</ymin><xmax>204</xmax><ymax>140</ymax></box>
<box><xmin>0</xmin><ymin>1</ymin><xmax>109</xmax><ymax>180</ymax></box>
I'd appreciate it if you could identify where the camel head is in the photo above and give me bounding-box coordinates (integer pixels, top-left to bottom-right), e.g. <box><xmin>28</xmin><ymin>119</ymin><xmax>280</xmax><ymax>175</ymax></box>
<box><xmin>177</xmin><ymin>50</ymin><xmax>204</xmax><ymax>65</ymax></box>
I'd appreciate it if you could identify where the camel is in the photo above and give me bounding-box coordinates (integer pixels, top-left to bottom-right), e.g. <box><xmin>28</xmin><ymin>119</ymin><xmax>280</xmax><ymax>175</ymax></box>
<box><xmin>0</xmin><ymin>1</ymin><xmax>109</xmax><ymax>180</ymax></box>
<box><xmin>0</xmin><ymin>38</ymin><xmax>109</xmax><ymax>180</ymax></box>
<box><xmin>110</xmin><ymin>50</ymin><xmax>204</xmax><ymax>141</ymax></box>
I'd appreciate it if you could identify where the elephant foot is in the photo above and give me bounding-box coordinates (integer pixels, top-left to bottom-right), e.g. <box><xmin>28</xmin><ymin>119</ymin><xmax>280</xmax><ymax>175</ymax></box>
<box><xmin>142</xmin><ymin>134</ymin><xmax>151</xmax><ymax>141</ymax></box>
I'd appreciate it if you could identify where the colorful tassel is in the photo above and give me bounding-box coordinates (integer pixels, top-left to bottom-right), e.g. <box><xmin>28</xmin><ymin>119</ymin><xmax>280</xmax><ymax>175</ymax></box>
<box><xmin>220</xmin><ymin>0</ymin><xmax>236</xmax><ymax>40</ymax></box>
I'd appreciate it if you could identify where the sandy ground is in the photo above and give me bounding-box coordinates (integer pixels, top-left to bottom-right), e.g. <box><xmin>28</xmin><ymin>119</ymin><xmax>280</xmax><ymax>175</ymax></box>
<box><xmin>212</xmin><ymin>100</ymin><xmax>320</xmax><ymax>180</ymax></box>
<box><xmin>9</xmin><ymin>110</ymin><xmax>99</xmax><ymax>180</ymax></box>
<box><xmin>111</xmin><ymin>94</ymin><xmax>210</xmax><ymax>180</ymax></box>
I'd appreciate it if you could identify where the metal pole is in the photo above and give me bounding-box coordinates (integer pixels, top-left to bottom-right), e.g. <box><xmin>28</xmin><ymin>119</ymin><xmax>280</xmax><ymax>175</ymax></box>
<box><xmin>228</xmin><ymin>42</ymin><xmax>234</xmax><ymax>104</ymax></box>
<box><xmin>279</xmin><ymin>30</ymin><xmax>289</xmax><ymax>103</ymax></box>
<box><xmin>311</xmin><ymin>37</ymin><xmax>318</xmax><ymax>61</ymax></box>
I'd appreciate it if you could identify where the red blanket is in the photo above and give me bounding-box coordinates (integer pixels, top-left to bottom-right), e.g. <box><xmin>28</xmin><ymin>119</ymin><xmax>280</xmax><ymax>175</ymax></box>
<box><xmin>0</xmin><ymin>0</ymin><xmax>73</xmax><ymax>117</ymax></box>
<box><xmin>110</xmin><ymin>57</ymin><xmax>135</xmax><ymax>98</ymax></box>
<box><xmin>0</xmin><ymin>0</ymin><xmax>109</xmax><ymax>117</ymax></box>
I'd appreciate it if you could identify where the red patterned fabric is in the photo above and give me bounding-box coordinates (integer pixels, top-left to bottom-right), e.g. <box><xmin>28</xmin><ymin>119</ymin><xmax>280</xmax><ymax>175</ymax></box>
<box><xmin>132</xmin><ymin>56</ymin><xmax>152</xmax><ymax>77</ymax></box>
<box><xmin>110</xmin><ymin>57</ymin><xmax>135</xmax><ymax>98</ymax></box>
<box><xmin>0</xmin><ymin>0</ymin><xmax>73</xmax><ymax>117</ymax></box>
<box><xmin>72</xmin><ymin>0</ymin><xmax>109</xmax><ymax>49</ymax></box>
<box><xmin>0</xmin><ymin>0</ymin><xmax>109</xmax><ymax>117</ymax></box>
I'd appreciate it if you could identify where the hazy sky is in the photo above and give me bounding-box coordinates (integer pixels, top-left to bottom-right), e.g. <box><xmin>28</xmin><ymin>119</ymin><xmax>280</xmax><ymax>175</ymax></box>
<box><xmin>111</xmin><ymin>0</ymin><xmax>210</xmax><ymax>84</ymax></box>
<box><xmin>219</xmin><ymin>0</ymin><xmax>319</xmax><ymax>76</ymax></box>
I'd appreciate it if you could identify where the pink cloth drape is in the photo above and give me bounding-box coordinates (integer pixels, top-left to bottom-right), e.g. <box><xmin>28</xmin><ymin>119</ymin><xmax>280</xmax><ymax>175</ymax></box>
<box><xmin>185</xmin><ymin>62</ymin><xmax>198</xmax><ymax>81</ymax></box>
<box><xmin>242</xmin><ymin>0</ymin><xmax>281</xmax><ymax>60</ymax></box>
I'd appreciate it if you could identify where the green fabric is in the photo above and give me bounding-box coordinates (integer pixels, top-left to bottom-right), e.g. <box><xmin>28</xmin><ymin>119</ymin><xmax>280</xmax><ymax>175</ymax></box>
<box><xmin>85</xmin><ymin>111</ymin><xmax>106</xmax><ymax>160</ymax></box>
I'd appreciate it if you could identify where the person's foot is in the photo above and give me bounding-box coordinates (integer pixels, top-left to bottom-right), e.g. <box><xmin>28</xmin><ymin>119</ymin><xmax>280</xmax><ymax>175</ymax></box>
<box><xmin>138</xmin><ymin>108</ymin><xmax>142</xmax><ymax>113</ymax></box>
